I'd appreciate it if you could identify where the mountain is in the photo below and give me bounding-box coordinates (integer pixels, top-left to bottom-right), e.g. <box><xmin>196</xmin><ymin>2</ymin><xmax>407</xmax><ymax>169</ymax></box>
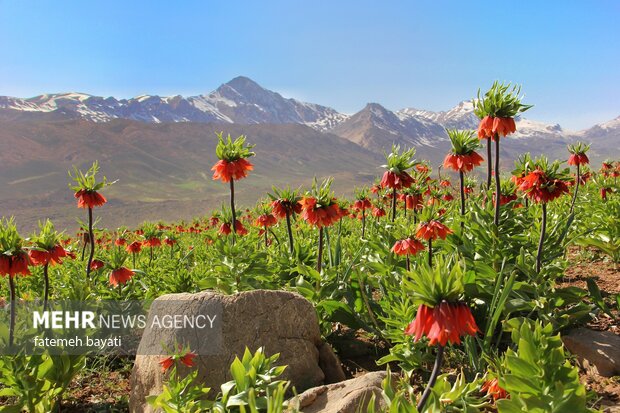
<box><xmin>574</xmin><ymin>116</ymin><xmax>620</xmax><ymax>160</ymax></box>
<box><xmin>0</xmin><ymin>76</ymin><xmax>348</xmax><ymax>131</ymax></box>
<box><xmin>0</xmin><ymin>119</ymin><xmax>380</xmax><ymax>231</ymax></box>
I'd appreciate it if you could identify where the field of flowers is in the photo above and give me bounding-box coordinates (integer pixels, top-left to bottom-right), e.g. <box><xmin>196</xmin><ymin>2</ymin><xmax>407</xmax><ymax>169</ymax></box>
<box><xmin>1</xmin><ymin>82</ymin><xmax>619</xmax><ymax>412</ymax></box>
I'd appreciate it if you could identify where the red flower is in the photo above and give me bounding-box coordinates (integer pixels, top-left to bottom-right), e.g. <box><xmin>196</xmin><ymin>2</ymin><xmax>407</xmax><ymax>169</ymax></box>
<box><xmin>519</xmin><ymin>169</ymin><xmax>569</xmax><ymax>204</ymax></box>
<box><xmin>211</xmin><ymin>158</ymin><xmax>253</xmax><ymax>183</ymax></box>
<box><xmin>416</xmin><ymin>164</ymin><xmax>429</xmax><ymax>174</ymax></box>
<box><xmin>404</xmin><ymin>302</ymin><xmax>479</xmax><ymax>346</ymax></box>
<box><xmin>372</xmin><ymin>206</ymin><xmax>386</xmax><ymax>218</ymax></box>
<box><xmin>481</xmin><ymin>378</ymin><xmax>508</xmax><ymax>401</ymax></box>
<box><xmin>568</xmin><ymin>153</ymin><xmax>589</xmax><ymax>166</ymax></box>
<box><xmin>493</xmin><ymin>193</ymin><xmax>518</xmax><ymax>207</ymax></box>
<box><xmin>477</xmin><ymin>116</ymin><xmax>494</xmax><ymax>139</ymax></box>
<box><xmin>380</xmin><ymin>170</ymin><xmax>414</xmax><ymax>190</ymax></box>
<box><xmin>219</xmin><ymin>221</ymin><xmax>247</xmax><ymax>236</ymax></box>
<box><xmin>442</xmin><ymin>193</ymin><xmax>454</xmax><ymax>202</ymax></box>
<box><xmin>126</xmin><ymin>241</ymin><xmax>142</xmax><ymax>254</ymax></box>
<box><xmin>159</xmin><ymin>356</ymin><xmax>174</xmax><ymax>373</ymax></box>
<box><xmin>114</xmin><ymin>238</ymin><xmax>126</xmax><ymax>246</ymax></box>
<box><xmin>601</xmin><ymin>187</ymin><xmax>610</xmax><ymax>200</ymax></box>
<box><xmin>416</xmin><ymin>221</ymin><xmax>452</xmax><ymax>241</ymax></box>
<box><xmin>0</xmin><ymin>256</ymin><xmax>8</xmax><ymax>275</ymax></box>
<box><xmin>300</xmin><ymin>197</ymin><xmax>341</xmax><ymax>228</ymax></box>
<box><xmin>143</xmin><ymin>237</ymin><xmax>161</xmax><ymax>247</ymax></box>
<box><xmin>254</xmin><ymin>214</ymin><xmax>278</xmax><ymax>228</ymax></box>
<box><xmin>90</xmin><ymin>259</ymin><xmax>104</xmax><ymax>271</ymax></box>
<box><xmin>492</xmin><ymin>117</ymin><xmax>516</xmax><ymax>138</ymax></box>
<box><xmin>74</xmin><ymin>189</ymin><xmax>107</xmax><ymax>209</ymax></box>
<box><xmin>391</xmin><ymin>238</ymin><xmax>424</xmax><ymax>256</ymax></box>
<box><xmin>271</xmin><ymin>199</ymin><xmax>302</xmax><ymax>218</ymax></box>
<box><xmin>443</xmin><ymin>152</ymin><xmax>484</xmax><ymax>173</ymax></box>
<box><xmin>0</xmin><ymin>252</ymin><xmax>32</xmax><ymax>277</ymax></box>
<box><xmin>353</xmin><ymin>199</ymin><xmax>372</xmax><ymax>211</ymax></box>
<box><xmin>477</xmin><ymin>116</ymin><xmax>516</xmax><ymax>140</ymax></box>
<box><xmin>179</xmin><ymin>351</ymin><xmax>197</xmax><ymax>368</ymax></box>
<box><xmin>109</xmin><ymin>267</ymin><xmax>134</xmax><ymax>286</ymax></box>
<box><xmin>29</xmin><ymin>245</ymin><xmax>67</xmax><ymax>266</ymax></box>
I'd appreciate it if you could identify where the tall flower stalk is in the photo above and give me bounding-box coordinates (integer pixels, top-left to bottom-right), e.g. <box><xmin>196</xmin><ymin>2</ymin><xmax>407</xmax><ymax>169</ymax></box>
<box><xmin>518</xmin><ymin>157</ymin><xmax>570</xmax><ymax>273</ymax></box>
<box><xmin>353</xmin><ymin>188</ymin><xmax>372</xmax><ymax>238</ymax></box>
<box><xmin>211</xmin><ymin>132</ymin><xmax>255</xmax><ymax>244</ymax></box>
<box><xmin>381</xmin><ymin>145</ymin><xmax>416</xmax><ymax>222</ymax></box>
<box><xmin>269</xmin><ymin>186</ymin><xmax>302</xmax><ymax>254</ymax></box>
<box><xmin>28</xmin><ymin>220</ymin><xmax>67</xmax><ymax>311</ymax></box>
<box><xmin>300</xmin><ymin>178</ymin><xmax>341</xmax><ymax>279</ymax></box>
<box><xmin>474</xmin><ymin>82</ymin><xmax>532</xmax><ymax>227</ymax></box>
<box><xmin>404</xmin><ymin>257</ymin><xmax>479</xmax><ymax>411</ymax></box>
<box><xmin>0</xmin><ymin>218</ymin><xmax>32</xmax><ymax>347</ymax></box>
<box><xmin>443</xmin><ymin>129</ymin><xmax>484</xmax><ymax>225</ymax></box>
<box><xmin>69</xmin><ymin>161</ymin><xmax>111</xmax><ymax>280</ymax></box>
<box><xmin>567</xmin><ymin>142</ymin><xmax>590</xmax><ymax>215</ymax></box>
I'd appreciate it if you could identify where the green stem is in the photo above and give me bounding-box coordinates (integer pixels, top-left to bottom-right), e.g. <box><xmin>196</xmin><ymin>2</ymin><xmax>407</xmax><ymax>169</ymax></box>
<box><xmin>536</xmin><ymin>203</ymin><xmax>547</xmax><ymax>274</ymax></box>
<box><xmin>417</xmin><ymin>345</ymin><xmax>444</xmax><ymax>411</ymax></box>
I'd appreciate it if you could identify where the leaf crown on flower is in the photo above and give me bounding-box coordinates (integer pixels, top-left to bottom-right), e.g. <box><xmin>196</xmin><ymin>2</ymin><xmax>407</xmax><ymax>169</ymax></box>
<box><xmin>29</xmin><ymin>219</ymin><xmax>64</xmax><ymax>251</ymax></box>
<box><xmin>214</xmin><ymin>132</ymin><xmax>255</xmax><ymax>161</ymax></box>
<box><xmin>140</xmin><ymin>222</ymin><xmax>163</xmax><ymax>240</ymax></box>
<box><xmin>511</xmin><ymin>152</ymin><xmax>534</xmax><ymax>177</ymax></box>
<box><xmin>68</xmin><ymin>161</ymin><xmax>114</xmax><ymax>192</ymax></box>
<box><xmin>0</xmin><ymin>217</ymin><xmax>25</xmax><ymax>255</ymax></box>
<box><xmin>567</xmin><ymin>142</ymin><xmax>590</xmax><ymax>155</ymax></box>
<box><xmin>306</xmin><ymin>177</ymin><xmax>337</xmax><ymax>207</ymax></box>
<box><xmin>382</xmin><ymin>145</ymin><xmax>417</xmax><ymax>173</ymax></box>
<box><xmin>268</xmin><ymin>185</ymin><xmax>301</xmax><ymax>204</ymax></box>
<box><xmin>403</xmin><ymin>255</ymin><xmax>465</xmax><ymax>307</ymax></box>
<box><xmin>446</xmin><ymin>129</ymin><xmax>480</xmax><ymax>155</ymax></box>
<box><xmin>473</xmin><ymin>81</ymin><xmax>533</xmax><ymax>119</ymax></box>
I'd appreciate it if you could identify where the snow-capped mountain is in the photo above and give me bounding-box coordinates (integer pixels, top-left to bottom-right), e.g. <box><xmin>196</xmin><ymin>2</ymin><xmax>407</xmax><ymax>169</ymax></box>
<box><xmin>0</xmin><ymin>75</ymin><xmax>615</xmax><ymax>156</ymax></box>
<box><xmin>0</xmin><ymin>76</ymin><xmax>347</xmax><ymax>131</ymax></box>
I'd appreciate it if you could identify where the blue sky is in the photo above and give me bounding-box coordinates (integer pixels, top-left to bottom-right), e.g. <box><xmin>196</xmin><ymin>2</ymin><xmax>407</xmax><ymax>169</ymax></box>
<box><xmin>1</xmin><ymin>0</ymin><xmax>618</xmax><ymax>130</ymax></box>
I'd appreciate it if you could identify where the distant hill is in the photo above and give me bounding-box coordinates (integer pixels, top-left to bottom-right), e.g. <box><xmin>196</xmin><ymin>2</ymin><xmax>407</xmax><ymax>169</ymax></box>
<box><xmin>0</xmin><ymin>120</ymin><xmax>380</xmax><ymax>231</ymax></box>
<box><xmin>1</xmin><ymin>76</ymin><xmax>618</xmax><ymax>230</ymax></box>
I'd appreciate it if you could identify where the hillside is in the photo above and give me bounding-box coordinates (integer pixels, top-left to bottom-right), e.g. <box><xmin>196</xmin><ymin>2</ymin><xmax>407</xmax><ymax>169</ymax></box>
<box><xmin>0</xmin><ymin>119</ymin><xmax>380</xmax><ymax>231</ymax></box>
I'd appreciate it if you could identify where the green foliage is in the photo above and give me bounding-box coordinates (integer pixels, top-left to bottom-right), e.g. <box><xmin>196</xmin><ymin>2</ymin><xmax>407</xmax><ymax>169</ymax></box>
<box><xmin>0</xmin><ymin>353</ymin><xmax>84</xmax><ymax>413</ymax></box>
<box><xmin>68</xmin><ymin>160</ymin><xmax>112</xmax><ymax>192</ymax></box>
<box><xmin>446</xmin><ymin>129</ymin><xmax>480</xmax><ymax>155</ymax></box>
<box><xmin>147</xmin><ymin>368</ymin><xmax>212</xmax><ymax>413</ymax></box>
<box><xmin>214</xmin><ymin>132</ymin><xmax>255</xmax><ymax>162</ymax></box>
<box><xmin>473</xmin><ymin>81</ymin><xmax>532</xmax><ymax>119</ymax></box>
<box><xmin>497</xmin><ymin>319</ymin><xmax>594</xmax><ymax>413</ymax></box>
<box><xmin>404</xmin><ymin>255</ymin><xmax>465</xmax><ymax>306</ymax></box>
<box><xmin>382</xmin><ymin>145</ymin><xmax>417</xmax><ymax>173</ymax></box>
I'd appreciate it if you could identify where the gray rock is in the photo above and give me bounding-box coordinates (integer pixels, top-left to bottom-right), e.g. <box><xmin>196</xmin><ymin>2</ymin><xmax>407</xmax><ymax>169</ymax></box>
<box><xmin>290</xmin><ymin>371</ymin><xmax>394</xmax><ymax>413</ymax></box>
<box><xmin>129</xmin><ymin>290</ymin><xmax>345</xmax><ymax>413</ymax></box>
<box><xmin>562</xmin><ymin>328</ymin><xmax>620</xmax><ymax>377</ymax></box>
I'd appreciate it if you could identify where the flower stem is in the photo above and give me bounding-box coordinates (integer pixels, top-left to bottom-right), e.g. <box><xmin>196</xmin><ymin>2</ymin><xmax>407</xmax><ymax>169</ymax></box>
<box><xmin>459</xmin><ymin>170</ymin><xmax>465</xmax><ymax>228</ymax></box>
<box><xmin>417</xmin><ymin>345</ymin><xmax>444</xmax><ymax>411</ymax></box>
<box><xmin>43</xmin><ymin>263</ymin><xmax>49</xmax><ymax>311</ymax></box>
<box><xmin>8</xmin><ymin>275</ymin><xmax>15</xmax><ymax>347</ymax></box>
<box><xmin>264</xmin><ymin>224</ymin><xmax>268</xmax><ymax>248</ymax></box>
<box><xmin>285</xmin><ymin>211</ymin><xmax>294</xmax><ymax>254</ymax></box>
<box><xmin>406</xmin><ymin>255</ymin><xmax>410</xmax><ymax>271</ymax></box>
<box><xmin>316</xmin><ymin>227</ymin><xmax>324</xmax><ymax>288</ymax></box>
<box><xmin>428</xmin><ymin>238</ymin><xmax>433</xmax><ymax>267</ymax></box>
<box><xmin>570</xmin><ymin>164</ymin><xmax>580</xmax><ymax>215</ymax></box>
<box><xmin>494</xmin><ymin>137</ymin><xmax>501</xmax><ymax>227</ymax></box>
<box><xmin>230</xmin><ymin>178</ymin><xmax>236</xmax><ymax>245</ymax></box>
<box><xmin>536</xmin><ymin>203</ymin><xmax>547</xmax><ymax>274</ymax></box>
<box><xmin>486</xmin><ymin>137</ymin><xmax>492</xmax><ymax>189</ymax></box>
<box><xmin>361</xmin><ymin>208</ymin><xmax>366</xmax><ymax>239</ymax></box>
<box><xmin>86</xmin><ymin>207</ymin><xmax>95</xmax><ymax>279</ymax></box>
<box><xmin>392</xmin><ymin>187</ymin><xmax>397</xmax><ymax>222</ymax></box>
